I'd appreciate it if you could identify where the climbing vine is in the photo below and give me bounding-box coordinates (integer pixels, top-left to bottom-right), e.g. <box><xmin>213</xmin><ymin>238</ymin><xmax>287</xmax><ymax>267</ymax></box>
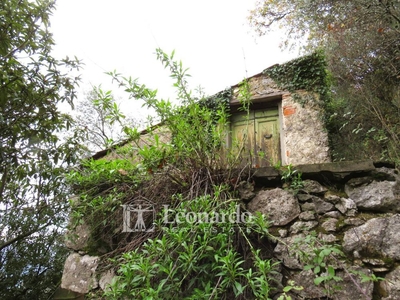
<box><xmin>199</xmin><ymin>88</ymin><xmax>232</xmax><ymax>113</ymax></box>
<box><xmin>263</xmin><ymin>50</ymin><xmax>331</xmax><ymax>106</ymax></box>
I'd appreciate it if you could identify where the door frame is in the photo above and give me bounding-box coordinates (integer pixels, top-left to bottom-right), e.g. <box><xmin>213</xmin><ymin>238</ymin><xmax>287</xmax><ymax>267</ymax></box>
<box><xmin>228</xmin><ymin>97</ymin><xmax>286</xmax><ymax>167</ymax></box>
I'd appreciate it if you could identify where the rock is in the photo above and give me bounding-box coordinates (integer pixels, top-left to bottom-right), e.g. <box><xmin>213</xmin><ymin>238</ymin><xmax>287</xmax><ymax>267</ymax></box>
<box><xmin>297</xmin><ymin>193</ymin><xmax>313</xmax><ymax>202</ymax></box>
<box><xmin>345</xmin><ymin>178</ymin><xmax>400</xmax><ymax>212</ymax></box>
<box><xmin>361</xmin><ymin>258</ymin><xmax>388</xmax><ymax>267</ymax></box>
<box><xmin>346</xmin><ymin>176</ymin><xmax>374</xmax><ymax>188</ymax></box>
<box><xmin>52</xmin><ymin>288</ymin><xmax>84</xmax><ymax>299</ymax></box>
<box><xmin>333</xmin><ymin>267</ymin><xmax>374</xmax><ymax>300</ymax></box>
<box><xmin>269</xmin><ymin>263</ymin><xmax>284</xmax><ymax>293</ymax></box>
<box><xmin>274</xmin><ymin>234</ymin><xmax>305</xmax><ymax>269</ymax></box>
<box><xmin>237</xmin><ymin>181</ymin><xmax>255</xmax><ymax>202</ymax></box>
<box><xmin>312</xmin><ymin>197</ymin><xmax>335</xmax><ymax>214</ymax></box>
<box><xmin>248</xmin><ymin>188</ymin><xmax>301</xmax><ymax>226</ymax></box>
<box><xmin>343</xmin><ymin>218</ymin><xmax>365</xmax><ymax>226</ymax></box>
<box><xmin>318</xmin><ymin>233</ymin><xmax>338</xmax><ymax>243</ymax></box>
<box><xmin>335</xmin><ymin>197</ymin><xmax>357</xmax><ymax>216</ymax></box>
<box><xmin>380</xmin><ymin>265</ymin><xmax>400</xmax><ymax>300</ymax></box>
<box><xmin>343</xmin><ymin>214</ymin><xmax>400</xmax><ymax>260</ymax></box>
<box><xmin>288</xmin><ymin>270</ymin><xmax>325</xmax><ymax>299</ymax></box>
<box><xmin>300</xmin><ymin>180</ymin><xmax>328</xmax><ymax>195</ymax></box>
<box><xmin>99</xmin><ymin>269</ymin><xmax>115</xmax><ymax>291</ymax></box>
<box><xmin>289</xmin><ymin>221</ymin><xmax>318</xmax><ymax>234</ymax></box>
<box><xmin>291</xmin><ymin>264</ymin><xmax>372</xmax><ymax>300</ymax></box>
<box><xmin>61</xmin><ymin>253</ymin><xmax>99</xmax><ymax>294</ymax></box>
<box><xmin>65</xmin><ymin>223</ymin><xmax>91</xmax><ymax>251</ymax></box>
<box><xmin>324</xmin><ymin>211</ymin><xmax>342</xmax><ymax>218</ymax></box>
<box><xmin>298</xmin><ymin>211</ymin><xmax>316</xmax><ymax>221</ymax></box>
<box><xmin>324</xmin><ymin>194</ymin><xmax>341</xmax><ymax>204</ymax></box>
<box><xmin>301</xmin><ymin>202</ymin><xmax>315</xmax><ymax>211</ymax></box>
<box><xmin>372</xmin><ymin>166</ymin><xmax>399</xmax><ymax>182</ymax></box>
<box><xmin>373</xmin><ymin>267</ymin><xmax>390</xmax><ymax>272</ymax></box>
<box><xmin>321</xmin><ymin>218</ymin><xmax>338</xmax><ymax>232</ymax></box>
<box><xmin>278</xmin><ymin>229</ymin><xmax>288</xmax><ymax>238</ymax></box>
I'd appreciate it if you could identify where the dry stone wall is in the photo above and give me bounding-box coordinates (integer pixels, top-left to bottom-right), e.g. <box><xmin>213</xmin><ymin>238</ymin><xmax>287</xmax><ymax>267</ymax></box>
<box><xmin>61</xmin><ymin>161</ymin><xmax>400</xmax><ymax>299</ymax></box>
<box><xmin>245</xmin><ymin>162</ymin><xmax>400</xmax><ymax>299</ymax></box>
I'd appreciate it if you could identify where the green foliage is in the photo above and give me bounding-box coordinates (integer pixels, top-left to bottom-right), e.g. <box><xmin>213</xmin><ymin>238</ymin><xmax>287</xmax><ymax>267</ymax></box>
<box><xmin>67</xmin><ymin>158</ymin><xmax>141</xmax><ymax>194</ymax></box>
<box><xmin>66</xmin><ymin>49</ymin><xmax>288</xmax><ymax>299</ymax></box>
<box><xmin>294</xmin><ymin>232</ymin><xmax>345</xmax><ymax>296</ymax></box>
<box><xmin>67</xmin><ymin>49</ymin><xmax>242</xmax><ymax>258</ymax></box>
<box><xmin>280</xmin><ymin>164</ymin><xmax>304</xmax><ymax>190</ymax></box>
<box><xmin>0</xmin><ymin>0</ymin><xmax>82</xmax><ymax>298</ymax></box>
<box><xmin>250</xmin><ymin>0</ymin><xmax>400</xmax><ymax>163</ymax></box>
<box><xmin>199</xmin><ymin>87</ymin><xmax>232</xmax><ymax>113</ymax></box>
<box><xmin>104</xmin><ymin>190</ymin><xmax>278</xmax><ymax>299</ymax></box>
<box><xmin>108</xmin><ymin>48</ymin><xmax>237</xmax><ymax>175</ymax></box>
<box><xmin>73</xmin><ymin>86</ymin><xmax>137</xmax><ymax>153</ymax></box>
<box><xmin>66</xmin><ymin>158</ymin><xmax>143</xmax><ymax>252</ymax></box>
<box><xmin>276</xmin><ymin>280</ymin><xmax>304</xmax><ymax>300</ymax></box>
<box><xmin>263</xmin><ymin>51</ymin><xmax>331</xmax><ymax>105</ymax></box>
<box><xmin>350</xmin><ymin>270</ymin><xmax>384</xmax><ymax>284</ymax></box>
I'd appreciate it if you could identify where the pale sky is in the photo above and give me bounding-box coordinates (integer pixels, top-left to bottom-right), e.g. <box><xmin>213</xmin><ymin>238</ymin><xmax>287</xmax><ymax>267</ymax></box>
<box><xmin>50</xmin><ymin>0</ymin><xmax>298</xmax><ymax>121</ymax></box>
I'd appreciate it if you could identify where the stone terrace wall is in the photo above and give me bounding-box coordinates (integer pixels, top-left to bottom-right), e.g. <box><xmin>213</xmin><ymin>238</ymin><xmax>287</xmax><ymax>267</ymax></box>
<box><xmin>61</xmin><ymin>160</ymin><xmax>400</xmax><ymax>299</ymax></box>
<box><xmin>245</xmin><ymin>161</ymin><xmax>400</xmax><ymax>299</ymax></box>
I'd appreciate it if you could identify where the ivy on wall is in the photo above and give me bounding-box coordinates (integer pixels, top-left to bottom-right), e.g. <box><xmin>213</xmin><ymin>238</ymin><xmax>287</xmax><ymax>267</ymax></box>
<box><xmin>263</xmin><ymin>50</ymin><xmax>331</xmax><ymax>105</ymax></box>
<box><xmin>199</xmin><ymin>88</ymin><xmax>232</xmax><ymax>113</ymax></box>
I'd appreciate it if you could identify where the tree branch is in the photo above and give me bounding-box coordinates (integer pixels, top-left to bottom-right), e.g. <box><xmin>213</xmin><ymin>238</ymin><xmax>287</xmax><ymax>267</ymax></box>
<box><xmin>0</xmin><ymin>221</ymin><xmax>51</xmax><ymax>252</ymax></box>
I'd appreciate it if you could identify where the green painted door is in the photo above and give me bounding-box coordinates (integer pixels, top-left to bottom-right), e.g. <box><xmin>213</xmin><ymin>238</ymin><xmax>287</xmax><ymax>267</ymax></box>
<box><xmin>231</xmin><ymin>108</ymin><xmax>280</xmax><ymax>167</ymax></box>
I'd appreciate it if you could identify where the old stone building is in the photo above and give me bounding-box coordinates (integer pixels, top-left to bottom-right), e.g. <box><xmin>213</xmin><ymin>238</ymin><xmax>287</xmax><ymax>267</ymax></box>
<box><xmin>229</xmin><ymin>71</ymin><xmax>330</xmax><ymax>167</ymax></box>
<box><xmin>59</xmin><ymin>54</ymin><xmax>400</xmax><ymax>299</ymax></box>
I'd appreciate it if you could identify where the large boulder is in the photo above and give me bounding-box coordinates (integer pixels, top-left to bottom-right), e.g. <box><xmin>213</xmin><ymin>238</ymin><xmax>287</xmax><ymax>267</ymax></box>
<box><xmin>343</xmin><ymin>214</ymin><xmax>400</xmax><ymax>260</ymax></box>
<box><xmin>61</xmin><ymin>253</ymin><xmax>99</xmax><ymax>294</ymax></box>
<box><xmin>248</xmin><ymin>188</ymin><xmax>300</xmax><ymax>226</ymax></box>
<box><xmin>345</xmin><ymin>171</ymin><xmax>400</xmax><ymax>212</ymax></box>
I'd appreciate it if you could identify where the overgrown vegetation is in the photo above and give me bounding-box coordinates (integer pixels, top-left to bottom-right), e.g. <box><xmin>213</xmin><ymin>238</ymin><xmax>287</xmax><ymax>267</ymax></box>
<box><xmin>66</xmin><ymin>47</ymin><xmax>383</xmax><ymax>299</ymax></box>
<box><xmin>0</xmin><ymin>0</ymin><xmax>83</xmax><ymax>298</ymax></box>
<box><xmin>72</xmin><ymin>86</ymin><xmax>138</xmax><ymax>154</ymax></box>
<box><xmin>250</xmin><ymin>0</ymin><xmax>400</xmax><ymax>164</ymax></box>
<box><xmin>263</xmin><ymin>51</ymin><xmax>331</xmax><ymax>106</ymax></box>
<box><xmin>105</xmin><ymin>192</ymin><xmax>278</xmax><ymax>299</ymax></box>
<box><xmin>280</xmin><ymin>164</ymin><xmax>304</xmax><ymax>191</ymax></box>
<box><xmin>67</xmin><ymin>49</ymin><xmax>287</xmax><ymax>299</ymax></box>
<box><xmin>293</xmin><ymin>231</ymin><xmax>383</xmax><ymax>299</ymax></box>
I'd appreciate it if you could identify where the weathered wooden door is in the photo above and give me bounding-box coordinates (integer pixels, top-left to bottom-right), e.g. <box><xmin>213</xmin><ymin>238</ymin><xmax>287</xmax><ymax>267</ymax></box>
<box><xmin>231</xmin><ymin>108</ymin><xmax>280</xmax><ymax>167</ymax></box>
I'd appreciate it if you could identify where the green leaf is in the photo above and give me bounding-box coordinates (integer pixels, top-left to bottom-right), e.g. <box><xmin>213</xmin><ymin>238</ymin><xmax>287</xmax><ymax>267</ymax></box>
<box><xmin>314</xmin><ymin>265</ymin><xmax>321</xmax><ymax>274</ymax></box>
<box><xmin>314</xmin><ymin>276</ymin><xmax>327</xmax><ymax>285</ymax></box>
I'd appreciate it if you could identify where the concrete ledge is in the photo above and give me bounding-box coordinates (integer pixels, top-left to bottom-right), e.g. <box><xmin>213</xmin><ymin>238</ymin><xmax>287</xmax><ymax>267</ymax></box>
<box><xmin>252</xmin><ymin>160</ymin><xmax>377</xmax><ymax>182</ymax></box>
<box><xmin>295</xmin><ymin>160</ymin><xmax>375</xmax><ymax>174</ymax></box>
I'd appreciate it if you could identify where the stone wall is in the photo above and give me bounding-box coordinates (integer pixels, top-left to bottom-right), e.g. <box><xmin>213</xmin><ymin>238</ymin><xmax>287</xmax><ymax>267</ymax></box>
<box><xmin>281</xmin><ymin>92</ymin><xmax>330</xmax><ymax>165</ymax></box>
<box><xmin>61</xmin><ymin>161</ymin><xmax>400</xmax><ymax>299</ymax></box>
<box><xmin>246</xmin><ymin>161</ymin><xmax>400</xmax><ymax>299</ymax></box>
